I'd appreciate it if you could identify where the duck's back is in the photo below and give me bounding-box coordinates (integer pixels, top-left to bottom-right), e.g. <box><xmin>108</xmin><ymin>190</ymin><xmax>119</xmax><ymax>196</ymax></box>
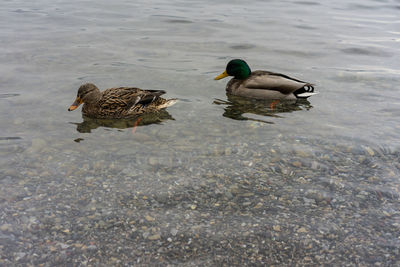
<box><xmin>83</xmin><ymin>87</ymin><xmax>166</xmax><ymax>118</ymax></box>
<box><xmin>100</xmin><ymin>87</ymin><xmax>142</xmax><ymax>108</ymax></box>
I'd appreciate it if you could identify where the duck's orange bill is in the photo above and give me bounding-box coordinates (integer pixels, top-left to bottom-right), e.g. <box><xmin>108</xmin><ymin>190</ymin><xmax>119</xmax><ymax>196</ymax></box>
<box><xmin>214</xmin><ymin>70</ymin><xmax>229</xmax><ymax>80</ymax></box>
<box><xmin>68</xmin><ymin>97</ymin><xmax>82</xmax><ymax>111</ymax></box>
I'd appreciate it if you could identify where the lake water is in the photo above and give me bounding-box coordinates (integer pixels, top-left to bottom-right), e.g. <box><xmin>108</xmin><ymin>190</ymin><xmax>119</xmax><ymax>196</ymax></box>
<box><xmin>1</xmin><ymin>0</ymin><xmax>399</xmax><ymax>265</ymax></box>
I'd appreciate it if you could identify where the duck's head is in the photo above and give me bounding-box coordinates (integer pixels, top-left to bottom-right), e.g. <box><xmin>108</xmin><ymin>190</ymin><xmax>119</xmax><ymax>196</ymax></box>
<box><xmin>68</xmin><ymin>83</ymin><xmax>100</xmax><ymax>111</ymax></box>
<box><xmin>214</xmin><ymin>59</ymin><xmax>251</xmax><ymax>80</ymax></box>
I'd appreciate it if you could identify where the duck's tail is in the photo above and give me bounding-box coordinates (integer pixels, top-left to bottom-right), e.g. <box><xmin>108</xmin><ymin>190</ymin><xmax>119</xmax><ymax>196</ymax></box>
<box><xmin>158</xmin><ymin>98</ymin><xmax>178</xmax><ymax>109</ymax></box>
<box><xmin>294</xmin><ymin>84</ymin><xmax>318</xmax><ymax>99</ymax></box>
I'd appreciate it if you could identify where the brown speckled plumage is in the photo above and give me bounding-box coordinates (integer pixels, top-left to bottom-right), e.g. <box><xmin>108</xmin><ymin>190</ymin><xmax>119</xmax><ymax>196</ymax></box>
<box><xmin>68</xmin><ymin>83</ymin><xmax>177</xmax><ymax>119</ymax></box>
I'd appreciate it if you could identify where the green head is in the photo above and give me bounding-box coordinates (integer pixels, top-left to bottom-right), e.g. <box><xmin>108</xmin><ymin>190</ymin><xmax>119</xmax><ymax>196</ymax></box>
<box><xmin>214</xmin><ymin>59</ymin><xmax>251</xmax><ymax>80</ymax></box>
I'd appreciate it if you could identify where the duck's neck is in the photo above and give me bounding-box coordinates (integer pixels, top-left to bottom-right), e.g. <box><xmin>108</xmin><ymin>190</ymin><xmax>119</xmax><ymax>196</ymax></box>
<box><xmin>82</xmin><ymin>91</ymin><xmax>102</xmax><ymax>115</ymax></box>
<box><xmin>234</xmin><ymin>71</ymin><xmax>251</xmax><ymax>80</ymax></box>
<box><xmin>85</xmin><ymin>91</ymin><xmax>102</xmax><ymax>105</ymax></box>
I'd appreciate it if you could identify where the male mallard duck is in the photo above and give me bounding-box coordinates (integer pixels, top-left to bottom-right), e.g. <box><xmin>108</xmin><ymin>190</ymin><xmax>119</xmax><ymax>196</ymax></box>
<box><xmin>68</xmin><ymin>83</ymin><xmax>177</xmax><ymax>119</ymax></box>
<box><xmin>214</xmin><ymin>59</ymin><xmax>317</xmax><ymax>100</ymax></box>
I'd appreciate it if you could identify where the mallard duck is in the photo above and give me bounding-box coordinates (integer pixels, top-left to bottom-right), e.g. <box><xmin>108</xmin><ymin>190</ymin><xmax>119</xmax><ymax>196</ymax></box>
<box><xmin>214</xmin><ymin>59</ymin><xmax>318</xmax><ymax>100</ymax></box>
<box><xmin>68</xmin><ymin>83</ymin><xmax>177</xmax><ymax>118</ymax></box>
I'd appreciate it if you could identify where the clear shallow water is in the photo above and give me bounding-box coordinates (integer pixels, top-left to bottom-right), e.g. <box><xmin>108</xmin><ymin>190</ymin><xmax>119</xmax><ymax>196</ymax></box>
<box><xmin>1</xmin><ymin>0</ymin><xmax>399</xmax><ymax>265</ymax></box>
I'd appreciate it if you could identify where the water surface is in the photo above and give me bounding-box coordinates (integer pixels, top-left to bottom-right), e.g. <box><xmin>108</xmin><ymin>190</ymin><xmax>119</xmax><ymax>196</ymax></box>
<box><xmin>1</xmin><ymin>0</ymin><xmax>399</xmax><ymax>265</ymax></box>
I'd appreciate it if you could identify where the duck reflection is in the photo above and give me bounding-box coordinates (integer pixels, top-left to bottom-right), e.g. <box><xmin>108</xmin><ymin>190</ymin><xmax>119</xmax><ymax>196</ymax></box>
<box><xmin>213</xmin><ymin>94</ymin><xmax>313</xmax><ymax>123</ymax></box>
<box><xmin>72</xmin><ymin>109</ymin><xmax>175</xmax><ymax>133</ymax></box>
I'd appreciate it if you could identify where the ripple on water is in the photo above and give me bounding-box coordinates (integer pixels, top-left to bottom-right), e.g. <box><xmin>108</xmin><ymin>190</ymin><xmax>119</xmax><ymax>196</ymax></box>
<box><xmin>294</xmin><ymin>24</ymin><xmax>318</xmax><ymax>30</ymax></box>
<box><xmin>165</xmin><ymin>19</ymin><xmax>193</xmax><ymax>24</ymax></box>
<box><xmin>273</xmin><ymin>49</ymin><xmax>322</xmax><ymax>58</ymax></box>
<box><xmin>230</xmin><ymin>44</ymin><xmax>256</xmax><ymax>50</ymax></box>
<box><xmin>294</xmin><ymin>1</ymin><xmax>320</xmax><ymax>6</ymax></box>
<box><xmin>0</xmin><ymin>137</ymin><xmax>22</xmax><ymax>140</ymax></box>
<box><xmin>0</xmin><ymin>93</ymin><xmax>20</xmax><ymax>98</ymax></box>
<box><xmin>340</xmin><ymin>47</ymin><xmax>393</xmax><ymax>57</ymax></box>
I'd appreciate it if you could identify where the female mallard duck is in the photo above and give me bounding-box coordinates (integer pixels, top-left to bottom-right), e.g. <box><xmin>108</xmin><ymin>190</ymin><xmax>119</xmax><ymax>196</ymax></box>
<box><xmin>214</xmin><ymin>59</ymin><xmax>317</xmax><ymax>100</ymax></box>
<box><xmin>68</xmin><ymin>83</ymin><xmax>177</xmax><ymax>119</ymax></box>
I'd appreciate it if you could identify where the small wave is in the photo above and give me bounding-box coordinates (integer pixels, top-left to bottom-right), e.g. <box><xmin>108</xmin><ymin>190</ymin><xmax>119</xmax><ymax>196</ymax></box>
<box><xmin>0</xmin><ymin>93</ymin><xmax>20</xmax><ymax>98</ymax></box>
<box><xmin>0</xmin><ymin>137</ymin><xmax>22</xmax><ymax>140</ymax></box>
<box><xmin>230</xmin><ymin>44</ymin><xmax>256</xmax><ymax>50</ymax></box>
<box><xmin>340</xmin><ymin>47</ymin><xmax>392</xmax><ymax>57</ymax></box>
<box><xmin>294</xmin><ymin>1</ymin><xmax>320</xmax><ymax>6</ymax></box>
<box><xmin>166</xmin><ymin>19</ymin><xmax>193</xmax><ymax>24</ymax></box>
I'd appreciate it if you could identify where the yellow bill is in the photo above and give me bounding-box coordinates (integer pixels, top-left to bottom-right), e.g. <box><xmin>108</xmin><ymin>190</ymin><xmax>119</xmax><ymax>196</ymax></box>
<box><xmin>214</xmin><ymin>70</ymin><xmax>229</xmax><ymax>80</ymax></box>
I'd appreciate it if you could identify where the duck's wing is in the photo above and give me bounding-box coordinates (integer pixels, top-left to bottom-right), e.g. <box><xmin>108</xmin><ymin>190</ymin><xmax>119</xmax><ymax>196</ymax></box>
<box><xmin>100</xmin><ymin>87</ymin><xmax>166</xmax><ymax>109</ymax></box>
<box><xmin>244</xmin><ymin>71</ymin><xmax>312</xmax><ymax>95</ymax></box>
<box><xmin>131</xmin><ymin>89</ymin><xmax>166</xmax><ymax>107</ymax></box>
